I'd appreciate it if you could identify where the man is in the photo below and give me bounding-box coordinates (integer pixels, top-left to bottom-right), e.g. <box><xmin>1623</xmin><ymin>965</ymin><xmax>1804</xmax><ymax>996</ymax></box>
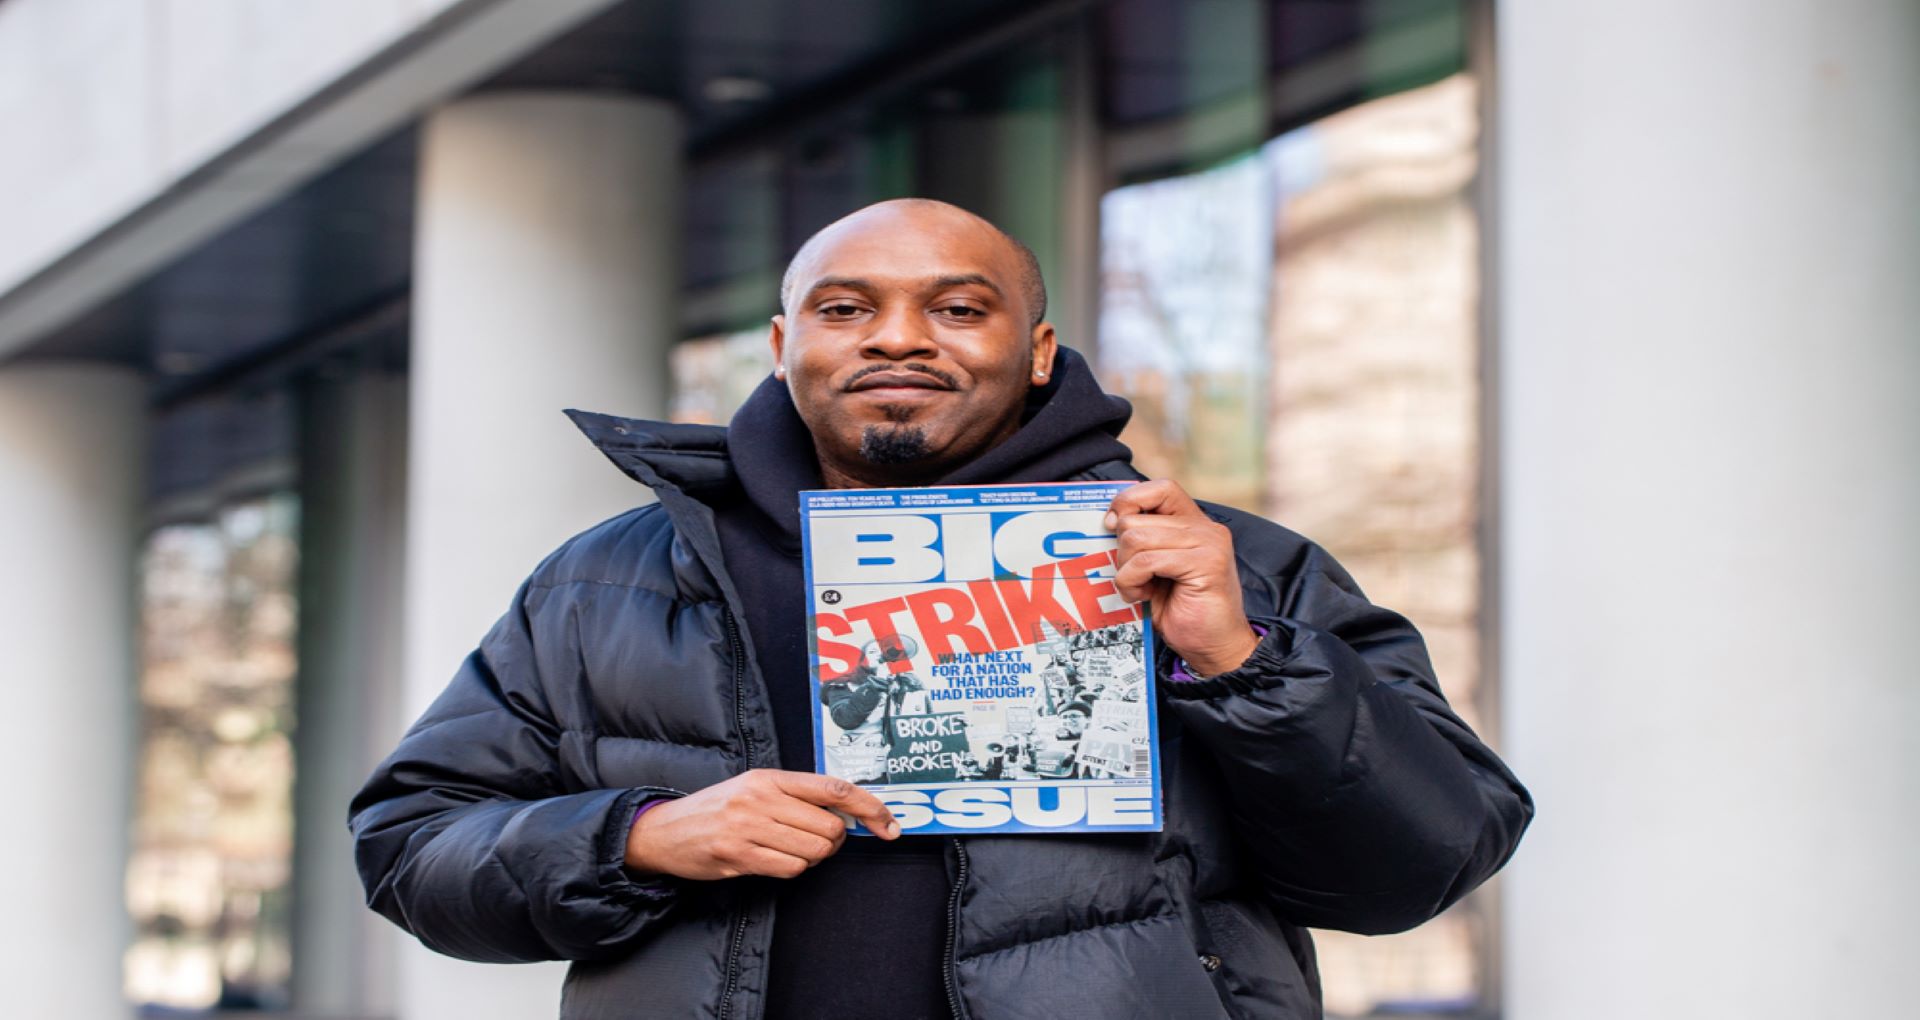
<box><xmin>1036</xmin><ymin>700</ymin><xmax>1093</xmax><ymax>778</ymax></box>
<box><xmin>821</xmin><ymin>636</ymin><xmax>927</xmax><ymax>730</ymax></box>
<box><xmin>351</xmin><ymin>199</ymin><xmax>1532</xmax><ymax>1019</ymax></box>
<box><xmin>819</xmin><ymin>637</ymin><xmax>926</xmax><ymax>782</ymax></box>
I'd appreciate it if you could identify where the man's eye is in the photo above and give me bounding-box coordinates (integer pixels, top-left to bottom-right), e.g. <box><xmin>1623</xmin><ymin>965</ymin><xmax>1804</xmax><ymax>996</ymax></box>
<box><xmin>939</xmin><ymin>305</ymin><xmax>984</xmax><ymax>319</ymax></box>
<box><xmin>819</xmin><ymin>303</ymin><xmax>864</xmax><ymax>317</ymax></box>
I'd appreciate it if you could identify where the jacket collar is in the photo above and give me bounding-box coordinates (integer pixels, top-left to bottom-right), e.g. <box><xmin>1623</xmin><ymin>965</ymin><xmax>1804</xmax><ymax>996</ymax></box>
<box><xmin>563</xmin><ymin>410</ymin><xmax>734</xmax><ymax>496</ymax></box>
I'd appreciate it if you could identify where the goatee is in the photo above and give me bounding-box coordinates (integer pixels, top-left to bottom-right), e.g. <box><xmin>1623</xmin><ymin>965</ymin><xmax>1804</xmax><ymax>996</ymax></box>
<box><xmin>859</xmin><ymin>424</ymin><xmax>932</xmax><ymax>464</ymax></box>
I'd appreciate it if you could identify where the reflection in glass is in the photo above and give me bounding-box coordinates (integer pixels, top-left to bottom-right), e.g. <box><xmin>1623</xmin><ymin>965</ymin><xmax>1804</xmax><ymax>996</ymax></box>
<box><xmin>127</xmin><ymin>494</ymin><xmax>299</xmax><ymax>1010</ymax></box>
<box><xmin>671</xmin><ymin>328</ymin><xmax>775</xmax><ymax>425</ymax></box>
<box><xmin>1096</xmin><ymin>73</ymin><xmax>1485</xmax><ymax>1017</ymax></box>
<box><xmin>1099</xmin><ymin>150</ymin><xmax>1273</xmax><ymax>512</ymax></box>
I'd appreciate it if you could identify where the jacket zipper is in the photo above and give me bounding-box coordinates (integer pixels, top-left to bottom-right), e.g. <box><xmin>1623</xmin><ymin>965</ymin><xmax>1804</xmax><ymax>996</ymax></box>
<box><xmin>722</xmin><ymin>606</ymin><xmax>754</xmax><ymax>772</ymax></box>
<box><xmin>718</xmin><ymin>607</ymin><xmax>754</xmax><ymax>1020</ymax></box>
<box><xmin>943</xmin><ymin>838</ymin><xmax>973</xmax><ymax>1020</ymax></box>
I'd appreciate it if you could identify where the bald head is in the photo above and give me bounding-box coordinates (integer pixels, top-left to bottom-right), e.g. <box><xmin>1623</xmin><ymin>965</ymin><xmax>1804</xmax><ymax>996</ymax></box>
<box><xmin>780</xmin><ymin>199</ymin><xmax>1048</xmax><ymax>328</ymax></box>
<box><xmin>767</xmin><ymin>196</ymin><xmax>1060</xmax><ymax>489</ymax></box>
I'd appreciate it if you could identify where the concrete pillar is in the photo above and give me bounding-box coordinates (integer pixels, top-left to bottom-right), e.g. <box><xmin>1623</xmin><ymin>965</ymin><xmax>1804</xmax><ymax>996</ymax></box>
<box><xmin>1498</xmin><ymin>2</ymin><xmax>1920</xmax><ymax>1017</ymax></box>
<box><xmin>401</xmin><ymin>91</ymin><xmax>681</xmax><ymax>1020</ymax></box>
<box><xmin>292</xmin><ymin>368</ymin><xmax>407</xmax><ymax>1017</ymax></box>
<box><xmin>0</xmin><ymin>364</ymin><xmax>144</xmax><ymax>1019</ymax></box>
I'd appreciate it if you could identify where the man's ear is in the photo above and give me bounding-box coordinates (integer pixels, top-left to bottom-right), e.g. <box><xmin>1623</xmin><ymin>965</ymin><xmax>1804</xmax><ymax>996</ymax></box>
<box><xmin>1028</xmin><ymin>322</ymin><xmax>1059</xmax><ymax>383</ymax></box>
<box><xmin>769</xmin><ymin>316</ymin><xmax>787</xmax><ymax>380</ymax></box>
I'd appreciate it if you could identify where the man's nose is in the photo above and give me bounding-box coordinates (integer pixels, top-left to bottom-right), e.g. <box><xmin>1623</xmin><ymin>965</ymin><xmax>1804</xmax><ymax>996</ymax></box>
<box><xmin>860</xmin><ymin>305</ymin><xmax>938</xmax><ymax>360</ymax></box>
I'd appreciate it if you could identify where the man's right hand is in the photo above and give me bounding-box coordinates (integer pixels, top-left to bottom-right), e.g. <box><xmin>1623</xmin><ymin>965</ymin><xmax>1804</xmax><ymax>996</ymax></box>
<box><xmin>624</xmin><ymin>769</ymin><xmax>899</xmax><ymax>880</ymax></box>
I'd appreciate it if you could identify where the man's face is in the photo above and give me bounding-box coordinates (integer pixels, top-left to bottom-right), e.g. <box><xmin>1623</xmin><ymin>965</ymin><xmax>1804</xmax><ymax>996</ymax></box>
<box><xmin>1060</xmin><ymin>710</ymin><xmax>1088</xmax><ymax>736</ymax></box>
<box><xmin>771</xmin><ymin>203</ymin><xmax>1057</xmax><ymax>485</ymax></box>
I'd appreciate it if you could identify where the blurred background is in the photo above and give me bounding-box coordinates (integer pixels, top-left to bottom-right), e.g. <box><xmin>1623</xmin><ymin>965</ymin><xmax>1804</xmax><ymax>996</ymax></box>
<box><xmin>0</xmin><ymin>0</ymin><xmax>1913</xmax><ymax>1017</ymax></box>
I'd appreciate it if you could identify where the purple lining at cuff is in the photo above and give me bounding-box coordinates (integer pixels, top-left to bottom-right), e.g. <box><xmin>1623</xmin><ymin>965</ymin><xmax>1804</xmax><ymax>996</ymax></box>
<box><xmin>1169</xmin><ymin>624</ymin><xmax>1268</xmax><ymax>682</ymax></box>
<box><xmin>622</xmin><ymin>796</ymin><xmax>678</xmax><ymax>889</ymax></box>
<box><xmin>631</xmin><ymin>796</ymin><xmax>668</xmax><ymax>826</ymax></box>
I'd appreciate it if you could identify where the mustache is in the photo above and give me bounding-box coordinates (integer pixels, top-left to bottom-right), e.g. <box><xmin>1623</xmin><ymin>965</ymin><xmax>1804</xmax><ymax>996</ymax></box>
<box><xmin>843</xmin><ymin>362</ymin><xmax>960</xmax><ymax>390</ymax></box>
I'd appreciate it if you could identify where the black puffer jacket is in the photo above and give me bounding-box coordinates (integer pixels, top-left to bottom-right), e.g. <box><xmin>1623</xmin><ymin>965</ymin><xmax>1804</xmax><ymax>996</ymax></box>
<box><xmin>351</xmin><ymin>373</ymin><xmax>1532</xmax><ymax>1019</ymax></box>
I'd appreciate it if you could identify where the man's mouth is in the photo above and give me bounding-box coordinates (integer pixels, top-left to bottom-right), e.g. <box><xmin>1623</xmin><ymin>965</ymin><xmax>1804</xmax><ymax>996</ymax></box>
<box><xmin>845</xmin><ymin>365</ymin><xmax>959</xmax><ymax>394</ymax></box>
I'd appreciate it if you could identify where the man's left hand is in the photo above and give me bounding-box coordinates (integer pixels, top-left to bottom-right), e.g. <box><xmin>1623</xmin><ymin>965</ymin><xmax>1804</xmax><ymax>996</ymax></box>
<box><xmin>1107</xmin><ymin>480</ymin><xmax>1260</xmax><ymax>677</ymax></box>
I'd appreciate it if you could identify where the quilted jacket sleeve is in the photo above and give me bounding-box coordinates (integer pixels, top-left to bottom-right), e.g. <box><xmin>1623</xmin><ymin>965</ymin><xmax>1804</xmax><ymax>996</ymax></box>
<box><xmin>1161</xmin><ymin>541</ymin><xmax>1533</xmax><ymax>936</ymax></box>
<box><xmin>348</xmin><ymin>580</ymin><xmax>682</xmax><ymax>963</ymax></box>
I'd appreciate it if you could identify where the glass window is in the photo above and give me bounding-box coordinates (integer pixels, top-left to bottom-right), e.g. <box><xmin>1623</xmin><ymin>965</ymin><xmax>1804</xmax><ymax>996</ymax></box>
<box><xmin>1091</xmin><ymin>6</ymin><xmax>1488</xmax><ymax>1011</ymax></box>
<box><xmin>1098</xmin><ymin>150</ymin><xmax>1275</xmax><ymax>512</ymax></box>
<box><xmin>1258</xmin><ymin>73</ymin><xmax>1487</xmax><ymax>1019</ymax></box>
<box><xmin>671</xmin><ymin>327</ymin><xmax>776</xmax><ymax>425</ymax></box>
<box><xmin>127</xmin><ymin>493</ymin><xmax>300</xmax><ymax>1011</ymax></box>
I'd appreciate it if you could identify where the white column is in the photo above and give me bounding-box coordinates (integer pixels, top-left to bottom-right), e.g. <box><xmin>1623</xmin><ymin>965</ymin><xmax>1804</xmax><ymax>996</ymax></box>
<box><xmin>1498</xmin><ymin>3</ymin><xmax>1920</xmax><ymax>1017</ymax></box>
<box><xmin>401</xmin><ymin>91</ymin><xmax>681</xmax><ymax>1020</ymax></box>
<box><xmin>0</xmin><ymin>364</ymin><xmax>144</xmax><ymax>1019</ymax></box>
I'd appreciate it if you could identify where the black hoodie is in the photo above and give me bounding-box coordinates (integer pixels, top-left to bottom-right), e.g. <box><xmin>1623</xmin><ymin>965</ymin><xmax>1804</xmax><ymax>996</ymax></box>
<box><xmin>708</xmin><ymin>347</ymin><xmax>1134</xmax><ymax>1020</ymax></box>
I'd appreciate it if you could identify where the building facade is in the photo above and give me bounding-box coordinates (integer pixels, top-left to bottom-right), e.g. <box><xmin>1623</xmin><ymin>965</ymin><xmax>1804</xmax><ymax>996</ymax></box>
<box><xmin>0</xmin><ymin>1</ymin><xmax>1914</xmax><ymax>1018</ymax></box>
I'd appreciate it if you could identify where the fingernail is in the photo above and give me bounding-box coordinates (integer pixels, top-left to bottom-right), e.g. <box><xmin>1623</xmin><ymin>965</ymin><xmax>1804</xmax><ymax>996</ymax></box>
<box><xmin>886</xmin><ymin>820</ymin><xmax>901</xmax><ymax>838</ymax></box>
<box><xmin>1103</xmin><ymin>511</ymin><xmax>1117</xmax><ymax>530</ymax></box>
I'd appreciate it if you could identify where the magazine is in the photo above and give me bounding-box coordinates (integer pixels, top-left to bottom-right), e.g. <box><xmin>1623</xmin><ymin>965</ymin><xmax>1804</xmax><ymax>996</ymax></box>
<box><xmin>800</xmin><ymin>481</ymin><xmax>1162</xmax><ymax>836</ymax></box>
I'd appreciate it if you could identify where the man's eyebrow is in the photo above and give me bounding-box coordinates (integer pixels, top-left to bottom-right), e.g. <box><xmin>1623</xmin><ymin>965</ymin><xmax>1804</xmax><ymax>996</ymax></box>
<box><xmin>931</xmin><ymin>274</ymin><xmax>1004</xmax><ymax>298</ymax></box>
<box><xmin>803</xmin><ymin>276</ymin><xmax>876</xmax><ymax>298</ymax></box>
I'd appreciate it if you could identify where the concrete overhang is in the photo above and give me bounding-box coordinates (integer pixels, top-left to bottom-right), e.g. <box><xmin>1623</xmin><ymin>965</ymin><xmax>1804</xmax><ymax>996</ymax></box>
<box><xmin>0</xmin><ymin>0</ymin><xmax>624</xmax><ymax>365</ymax></box>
